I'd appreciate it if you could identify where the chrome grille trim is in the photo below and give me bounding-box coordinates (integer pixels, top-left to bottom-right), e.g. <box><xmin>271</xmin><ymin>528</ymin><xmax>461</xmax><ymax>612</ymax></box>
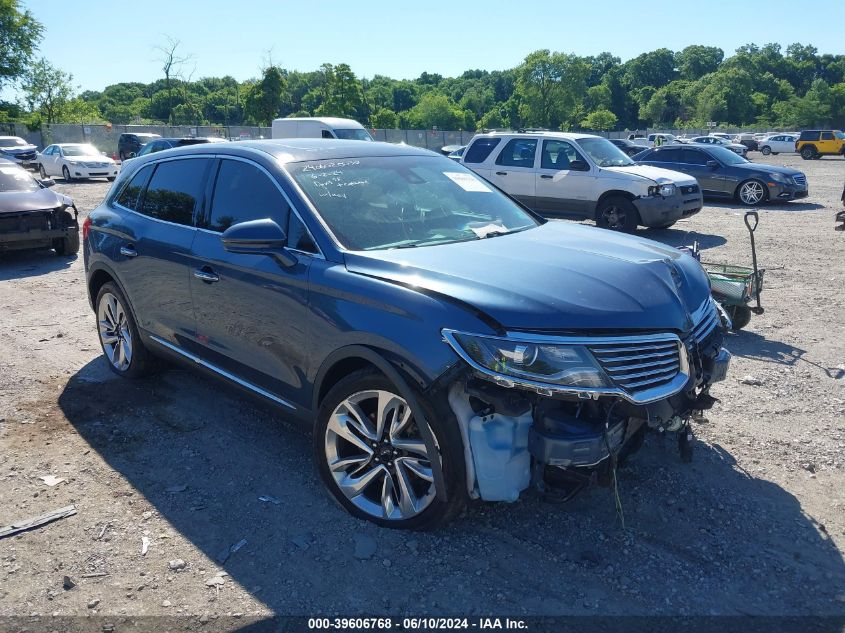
<box><xmin>589</xmin><ymin>338</ymin><xmax>681</xmax><ymax>394</ymax></box>
<box><xmin>793</xmin><ymin>174</ymin><xmax>807</xmax><ymax>187</ymax></box>
<box><xmin>691</xmin><ymin>299</ymin><xmax>720</xmax><ymax>344</ymax></box>
<box><xmin>443</xmin><ymin>329</ymin><xmax>691</xmax><ymax>405</ymax></box>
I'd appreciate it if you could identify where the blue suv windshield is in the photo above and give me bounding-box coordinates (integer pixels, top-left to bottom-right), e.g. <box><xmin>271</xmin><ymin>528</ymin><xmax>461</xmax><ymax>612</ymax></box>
<box><xmin>288</xmin><ymin>155</ymin><xmax>540</xmax><ymax>250</ymax></box>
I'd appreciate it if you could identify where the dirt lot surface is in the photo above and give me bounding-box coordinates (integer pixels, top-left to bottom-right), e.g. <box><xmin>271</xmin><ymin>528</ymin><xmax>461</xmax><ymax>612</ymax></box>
<box><xmin>1</xmin><ymin>154</ymin><xmax>844</xmax><ymax>623</ymax></box>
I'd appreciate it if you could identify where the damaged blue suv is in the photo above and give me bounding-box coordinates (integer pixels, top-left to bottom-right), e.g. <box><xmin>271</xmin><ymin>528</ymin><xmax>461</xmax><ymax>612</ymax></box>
<box><xmin>83</xmin><ymin>140</ymin><xmax>730</xmax><ymax>529</ymax></box>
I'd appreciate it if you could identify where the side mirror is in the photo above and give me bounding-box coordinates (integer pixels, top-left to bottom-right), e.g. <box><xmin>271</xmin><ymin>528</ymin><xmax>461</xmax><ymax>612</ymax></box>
<box><xmin>39</xmin><ymin>178</ymin><xmax>56</xmax><ymax>188</ymax></box>
<box><xmin>569</xmin><ymin>159</ymin><xmax>590</xmax><ymax>172</ymax></box>
<box><xmin>706</xmin><ymin>160</ymin><xmax>720</xmax><ymax>170</ymax></box>
<box><xmin>129</xmin><ymin>152</ymin><xmax>137</xmax><ymax>158</ymax></box>
<box><xmin>221</xmin><ymin>218</ymin><xmax>296</xmax><ymax>267</ymax></box>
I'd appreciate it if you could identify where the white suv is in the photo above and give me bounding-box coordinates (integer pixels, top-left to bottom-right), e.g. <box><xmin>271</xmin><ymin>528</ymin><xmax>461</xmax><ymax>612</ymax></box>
<box><xmin>460</xmin><ymin>131</ymin><xmax>702</xmax><ymax>232</ymax></box>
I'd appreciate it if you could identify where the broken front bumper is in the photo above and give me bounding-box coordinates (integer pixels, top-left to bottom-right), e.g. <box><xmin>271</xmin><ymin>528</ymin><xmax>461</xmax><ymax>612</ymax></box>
<box><xmin>634</xmin><ymin>186</ymin><xmax>703</xmax><ymax>227</ymax></box>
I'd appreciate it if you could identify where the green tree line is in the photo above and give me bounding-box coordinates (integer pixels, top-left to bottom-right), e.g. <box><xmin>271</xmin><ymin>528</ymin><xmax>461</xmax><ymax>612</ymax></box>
<box><xmin>2</xmin><ymin>2</ymin><xmax>844</xmax><ymax>131</ymax></box>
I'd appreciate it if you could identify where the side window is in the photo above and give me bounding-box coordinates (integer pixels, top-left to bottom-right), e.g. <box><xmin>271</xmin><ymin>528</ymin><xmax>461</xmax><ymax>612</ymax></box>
<box><xmin>43</xmin><ymin>146</ymin><xmax>54</xmax><ymax>156</ymax></box>
<box><xmin>115</xmin><ymin>165</ymin><xmax>153</xmax><ymax>211</ymax></box>
<box><xmin>495</xmin><ymin>138</ymin><xmax>537</xmax><ymax>168</ymax></box>
<box><xmin>649</xmin><ymin>148</ymin><xmax>682</xmax><ymax>163</ymax></box>
<box><xmin>681</xmin><ymin>149</ymin><xmax>709</xmax><ymax>165</ymax></box>
<box><xmin>208</xmin><ymin>159</ymin><xmax>290</xmax><ymax>232</ymax></box>
<box><xmin>139</xmin><ymin>158</ymin><xmax>209</xmax><ymax>226</ymax></box>
<box><xmin>821</xmin><ymin>132</ymin><xmax>834</xmax><ymax>141</ymax></box>
<box><xmin>463</xmin><ymin>138</ymin><xmax>501</xmax><ymax>164</ymax></box>
<box><xmin>287</xmin><ymin>212</ymin><xmax>318</xmax><ymax>254</ymax></box>
<box><xmin>540</xmin><ymin>140</ymin><xmax>581</xmax><ymax>169</ymax></box>
<box><xmin>803</xmin><ymin>131</ymin><xmax>820</xmax><ymax>141</ymax></box>
<box><xmin>321</xmin><ymin>130</ymin><xmax>334</xmax><ymax>139</ymax></box>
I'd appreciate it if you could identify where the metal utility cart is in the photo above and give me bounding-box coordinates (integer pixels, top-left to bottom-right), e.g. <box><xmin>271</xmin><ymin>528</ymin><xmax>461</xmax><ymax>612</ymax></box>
<box><xmin>700</xmin><ymin>211</ymin><xmax>765</xmax><ymax>330</ymax></box>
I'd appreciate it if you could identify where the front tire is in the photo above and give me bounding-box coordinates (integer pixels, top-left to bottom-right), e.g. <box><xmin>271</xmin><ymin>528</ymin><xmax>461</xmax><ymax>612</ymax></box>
<box><xmin>62</xmin><ymin>165</ymin><xmax>72</xmax><ymax>181</ymax></box>
<box><xmin>760</xmin><ymin>146</ymin><xmax>771</xmax><ymax>156</ymax></box>
<box><xmin>737</xmin><ymin>179</ymin><xmax>768</xmax><ymax>206</ymax></box>
<box><xmin>596</xmin><ymin>196</ymin><xmax>640</xmax><ymax>233</ymax></box>
<box><xmin>649</xmin><ymin>221</ymin><xmax>677</xmax><ymax>230</ymax></box>
<box><xmin>39</xmin><ymin>164</ymin><xmax>47</xmax><ymax>178</ymax></box>
<box><xmin>95</xmin><ymin>282</ymin><xmax>159</xmax><ymax>378</ymax></box>
<box><xmin>727</xmin><ymin>305</ymin><xmax>752</xmax><ymax>330</ymax></box>
<box><xmin>314</xmin><ymin>369</ymin><xmax>466</xmax><ymax>530</ymax></box>
<box><xmin>800</xmin><ymin>146</ymin><xmax>816</xmax><ymax>160</ymax></box>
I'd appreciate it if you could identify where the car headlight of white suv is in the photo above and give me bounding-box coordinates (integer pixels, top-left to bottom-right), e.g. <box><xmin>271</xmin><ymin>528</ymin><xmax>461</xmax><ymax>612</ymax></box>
<box><xmin>648</xmin><ymin>183</ymin><xmax>676</xmax><ymax>197</ymax></box>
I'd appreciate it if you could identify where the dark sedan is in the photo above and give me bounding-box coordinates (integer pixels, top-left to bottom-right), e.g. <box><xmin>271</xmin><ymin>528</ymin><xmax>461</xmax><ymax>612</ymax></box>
<box><xmin>0</xmin><ymin>159</ymin><xmax>79</xmax><ymax>254</ymax></box>
<box><xmin>609</xmin><ymin>138</ymin><xmax>648</xmax><ymax>157</ymax></box>
<box><xmin>635</xmin><ymin>145</ymin><xmax>808</xmax><ymax>206</ymax></box>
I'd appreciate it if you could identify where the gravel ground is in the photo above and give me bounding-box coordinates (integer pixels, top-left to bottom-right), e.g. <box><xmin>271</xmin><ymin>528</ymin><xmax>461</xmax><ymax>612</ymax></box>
<box><xmin>0</xmin><ymin>153</ymin><xmax>843</xmax><ymax>621</ymax></box>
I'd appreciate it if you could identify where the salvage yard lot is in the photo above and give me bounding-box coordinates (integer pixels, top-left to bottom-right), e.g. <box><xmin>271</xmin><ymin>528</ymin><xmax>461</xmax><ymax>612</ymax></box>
<box><xmin>0</xmin><ymin>154</ymin><xmax>843</xmax><ymax>619</ymax></box>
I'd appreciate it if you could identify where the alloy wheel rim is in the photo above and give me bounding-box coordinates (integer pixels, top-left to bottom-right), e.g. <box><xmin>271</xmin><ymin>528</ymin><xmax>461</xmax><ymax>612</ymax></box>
<box><xmin>603</xmin><ymin>206</ymin><xmax>625</xmax><ymax>229</ymax></box>
<box><xmin>740</xmin><ymin>181</ymin><xmax>764</xmax><ymax>205</ymax></box>
<box><xmin>97</xmin><ymin>292</ymin><xmax>132</xmax><ymax>371</ymax></box>
<box><xmin>325</xmin><ymin>390</ymin><xmax>437</xmax><ymax>521</ymax></box>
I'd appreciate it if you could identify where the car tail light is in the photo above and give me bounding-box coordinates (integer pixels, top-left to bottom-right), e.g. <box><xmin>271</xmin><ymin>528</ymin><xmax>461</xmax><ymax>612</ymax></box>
<box><xmin>82</xmin><ymin>216</ymin><xmax>92</xmax><ymax>241</ymax></box>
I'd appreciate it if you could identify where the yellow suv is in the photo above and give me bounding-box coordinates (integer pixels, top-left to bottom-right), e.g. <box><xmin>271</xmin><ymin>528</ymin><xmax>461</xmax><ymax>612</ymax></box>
<box><xmin>796</xmin><ymin>130</ymin><xmax>845</xmax><ymax>160</ymax></box>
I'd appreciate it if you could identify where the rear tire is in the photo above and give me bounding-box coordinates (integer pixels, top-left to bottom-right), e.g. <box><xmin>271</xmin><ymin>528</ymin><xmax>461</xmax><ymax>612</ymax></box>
<box><xmin>727</xmin><ymin>305</ymin><xmax>752</xmax><ymax>330</ymax></box>
<box><xmin>95</xmin><ymin>282</ymin><xmax>160</xmax><ymax>378</ymax></box>
<box><xmin>596</xmin><ymin>196</ymin><xmax>640</xmax><ymax>233</ymax></box>
<box><xmin>314</xmin><ymin>368</ymin><xmax>466</xmax><ymax>530</ymax></box>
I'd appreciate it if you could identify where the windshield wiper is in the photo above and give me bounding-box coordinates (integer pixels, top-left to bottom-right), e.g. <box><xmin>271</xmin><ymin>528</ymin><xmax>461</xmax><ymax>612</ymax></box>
<box><xmin>478</xmin><ymin>230</ymin><xmax>510</xmax><ymax>239</ymax></box>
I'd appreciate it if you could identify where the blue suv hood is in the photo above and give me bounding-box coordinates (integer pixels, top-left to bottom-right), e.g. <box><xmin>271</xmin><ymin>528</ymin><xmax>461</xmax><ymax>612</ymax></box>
<box><xmin>344</xmin><ymin>222</ymin><xmax>711</xmax><ymax>333</ymax></box>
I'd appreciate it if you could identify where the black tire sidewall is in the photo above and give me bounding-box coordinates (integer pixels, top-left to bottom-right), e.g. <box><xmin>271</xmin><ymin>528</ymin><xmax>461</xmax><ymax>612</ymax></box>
<box><xmin>729</xmin><ymin>305</ymin><xmax>753</xmax><ymax>330</ymax></box>
<box><xmin>95</xmin><ymin>282</ymin><xmax>155</xmax><ymax>378</ymax></box>
<box><xmin>737</xmin><ymin>179</ymin><xmax>768</xmax><ymax>206</ymax></box>
<box><xmin>761</xmin><ymin>146</ymin><xmax>771</xmax><ymax>155</ymax></box>
<box><xmin>62</xmin><ymin>166</ymin><xmax>71</xmax><ymax>181</ymax></box>
<box><xmin>313</xmin><ymin>369</ymin><xmax>466</xmax><ymax>530</ymax></box>
<box><xmin>596</xmin><ymin>197</ymin><xmax>639</xmax><ymax>233</ymax></box>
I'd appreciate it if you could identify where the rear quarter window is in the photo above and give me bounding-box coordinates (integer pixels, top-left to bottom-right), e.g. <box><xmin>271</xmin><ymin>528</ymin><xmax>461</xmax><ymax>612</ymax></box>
<box><xmin>463</xmin><ymin>138</ymin><xmax>501</xmax><ymax>164</ymax></box>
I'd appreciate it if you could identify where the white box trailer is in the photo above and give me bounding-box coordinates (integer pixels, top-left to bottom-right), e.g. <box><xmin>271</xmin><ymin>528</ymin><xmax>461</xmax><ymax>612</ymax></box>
<box><xmin>271</xmin><ymin>117</ymin><xmax>373</xmax><ymax>141</ymax></box>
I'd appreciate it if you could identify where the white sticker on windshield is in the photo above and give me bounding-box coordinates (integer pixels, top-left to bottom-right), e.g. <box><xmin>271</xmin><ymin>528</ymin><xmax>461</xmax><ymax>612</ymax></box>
<box><xmin>443</xmin><ymin>171</ymin><xmax>492</xmax><ymax>192</ymax></box>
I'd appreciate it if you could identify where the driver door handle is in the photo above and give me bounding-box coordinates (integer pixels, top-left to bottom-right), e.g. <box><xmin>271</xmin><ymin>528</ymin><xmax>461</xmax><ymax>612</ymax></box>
<box><xmin>495</xmin><ymin>171</ymin><xmax>508</xmax><ymax>176</ymax></box>
<box><xmin>193</xmin><ymin>268</ymin><xmax>219</xmax><ymax>283</ymax></box>
<box><xmin>119</xmin><ymin>245</ymin><xmax>137</xmax><ymax>258</ymax></box>
<box><xmin>540</xmin><ymin>174</ymin><xmax>553</xmax><ymax>179</ymax></box>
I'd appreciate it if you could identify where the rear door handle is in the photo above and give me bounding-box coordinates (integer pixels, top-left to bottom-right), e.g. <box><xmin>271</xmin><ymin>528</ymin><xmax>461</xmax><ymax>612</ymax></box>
<box><xmin>495</xmin><ymin>171</ymin><xmax>507</xmax><ymax>176</ymax></box>
<box><xmin>119</xmin><ymin>245</ymin><xmax>137</xmax><ymax>258</ymax></box>
<box><xmin>540</xmin><ymin>174</ymin><xmax>553</xmax><ymax>179</ymax></box>
<box><xmin>193</xmin><ymin>268</ymin><xmax>219</xmax><ymax>283</ymax></box>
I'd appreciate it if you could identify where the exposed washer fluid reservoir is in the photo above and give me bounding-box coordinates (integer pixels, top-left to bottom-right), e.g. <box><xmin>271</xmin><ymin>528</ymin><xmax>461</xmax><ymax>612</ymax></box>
<box><xmin>468</xmin><ymin>410</ymin><xmax>533</xmax><ymax>502</ymax></box>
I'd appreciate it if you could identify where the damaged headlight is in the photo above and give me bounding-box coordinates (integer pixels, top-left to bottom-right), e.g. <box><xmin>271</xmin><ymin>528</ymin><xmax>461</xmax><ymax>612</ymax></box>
<box><xmin>442</xmin><ymin>330</ymin><xmax>611</xmax><ymax>388</ymax></box>
<box><xmin>648</xmin><ymin>183</ymin><xmax>676</xmax><ymax>197</ymax></box>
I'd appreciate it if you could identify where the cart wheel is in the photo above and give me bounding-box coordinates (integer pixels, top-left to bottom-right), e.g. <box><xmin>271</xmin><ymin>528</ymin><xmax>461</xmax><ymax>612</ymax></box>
<box><xmin>728</xmin><ymin>305</ymin><xmax>752</xmax><ymax>330</ymax></box>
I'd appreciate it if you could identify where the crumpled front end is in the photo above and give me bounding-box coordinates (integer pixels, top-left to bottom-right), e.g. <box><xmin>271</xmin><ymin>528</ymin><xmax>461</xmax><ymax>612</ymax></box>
<box><xmin>440</xmin><ymin>297</ymin><xmax>730</xmax><ymax>503</ymax></box>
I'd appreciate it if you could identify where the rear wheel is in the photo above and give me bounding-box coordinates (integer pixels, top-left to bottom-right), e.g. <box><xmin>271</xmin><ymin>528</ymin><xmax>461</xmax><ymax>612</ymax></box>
<box><xmin>95</xmin><ymin>282</ymin><xmax>160</xmax><ymax>378</ymax></box>
<box><xmin>727</xmin><ymin>305</ymin><xmax>752</xmax><ymax>330</ymax></box>
<box><xmin>737</xmin><ymin>179</ymin><xmax>768</xmax><ymax>206</ymax></box>
<box><xmin>800</xmin><ymin>146</ymin><xmax>816</xmax><ymax>160</ymax></box>
<box><xmin>314</xmin><ymin>369</ymin><xmax>465</xmax><ymax>530</ymax></box>
<box><xmin>596</xmin><ymin>197</ymin><xmax>640</xmax><ymax>233</ymax></box>
<box><xmin>760</xmin><ymin>146</ymin><xmax>771</xmax><ymax>155</ymax></box>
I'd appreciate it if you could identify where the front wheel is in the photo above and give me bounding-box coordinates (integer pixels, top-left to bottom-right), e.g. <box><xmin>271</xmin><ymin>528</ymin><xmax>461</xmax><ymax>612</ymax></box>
<box><xmin>95</xmin><ymin>282</ymin><xmax>160</xmax><ymax>378</ymax></box>
<box><xmin>649</xmin><ymin>221</ymin><xmax>677</xmax><ymax>230</ymax></box>
<box><xmin>314</xmin><ymin>369</ymin><xmax>465</xmax><ymax>529</ymax></box>
<box><xmin>596</xmin><ymin>197</ymin><xmax>640</xmax><ymax>233</ymax></box>
<box><xmin>39</xmin><ymin>164</ymin><xmax>47</xmax><ymax>178</ymax></box>
<box><xmin>107</xmin><ymin>176</ymin><xmax>116</xmax><ymax>182</ymax></box>
<box><xmin>800</xmin><ymin>146</ymin><xmax>816</xmax><ymax>160</ymax></box>
<box><xmin>737</xmin><ymin>179</ymin><xmax>768</xmax><ymax>206</ymax></box>
<box><xmin>760</xmin><ymin>146</ymin><xmax>771</xmax><ymax>155</ymax></box>
<box><xmin>62</xmin><ymin>165</ymin><xmax>72</xmax><ymax>181</ymax></box>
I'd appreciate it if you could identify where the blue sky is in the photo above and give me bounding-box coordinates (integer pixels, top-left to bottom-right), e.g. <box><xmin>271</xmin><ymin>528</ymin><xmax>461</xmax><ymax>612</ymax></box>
<box><xmin>13</xmin><ymin>0</ymin><xmax>845</xmax><ymax>94</ymax></box>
